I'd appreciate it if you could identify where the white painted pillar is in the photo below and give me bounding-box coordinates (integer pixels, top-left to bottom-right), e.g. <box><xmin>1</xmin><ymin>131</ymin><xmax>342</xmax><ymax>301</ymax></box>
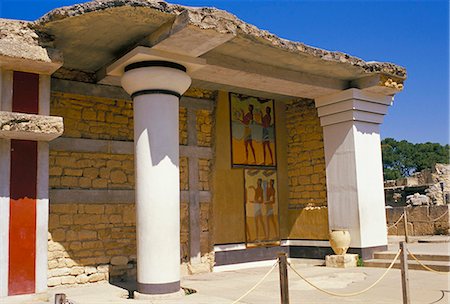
<box><xmin>0</xmin><ymin>70</ymin><xmax>12</xmax><ymax>297</ymax></box>
<box><xmin>121</xmin><ymin>61</ymin><xmax>191</xmax><ymax>295</ymax></box>
<box><xmin>315</xmin><ymin>89</ymin><xmax>393</xmax><ymax>259</ymax></box>
<box><xmin>36</xmin><ymin>75</ymin><xmax>50</xmax><ymax>293</ymax></box>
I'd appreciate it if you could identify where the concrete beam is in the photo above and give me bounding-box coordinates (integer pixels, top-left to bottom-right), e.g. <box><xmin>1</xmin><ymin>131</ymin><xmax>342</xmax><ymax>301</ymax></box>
<box><xmin>50</xmin><ymin>137</ymin><xmax>213</xmax><ymax>159</ymax></box>
<box><xmin>100</xmin><ymin>54</ymin><xmax>348</xmax><ymax>99</ymax></box>
<box><xmin>0</xmin><ymin>54</ymin><xmax>62</xmax><ymax>76</ymax></box>
<box><xmin>50</xmin><ymin>189</ymin><xmax>211</xmax><ymax>204</ymax></box>
<box><xmin>351</xmin><ymin>74</ymin><xmax>404</xmax><ymax>96</ymax></box>
<box><xmin>146</xmin><ymin>11</ymin><xmax>234</xmax><ymax>57</ymax></box>
<box><xmin>0</xmin><ymin>111</ymin><xmax>63</xmax><ymax>141</ymax></box>
<box><xmin>50</xmin><ymin>189</ymin><xmax>134</xmax><ymax>204</ymax></box>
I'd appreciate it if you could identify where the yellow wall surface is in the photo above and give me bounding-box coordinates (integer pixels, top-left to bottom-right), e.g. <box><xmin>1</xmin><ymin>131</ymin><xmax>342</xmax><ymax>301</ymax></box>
<box><xmin>212</xmin><ymin>91</ymin><xmax>246</xmax><ymax>244</ymax></box>
<box><xmin>213</xmin><ymin>95</ymin><xmax>329</xmax><ymax>244</ymax></box>
<box><xmin>212</xmin><ymin>92</ymin><xmax>289</xmax><ymax>244</ymax></box>
<box><xmin>275</xmin><ymin>101</ymin><xmax>289</xmax><ymax>239</ymax></box>
<box><xmin>285</xmin><ymin>99</ymin><xmax>329</xmax><ymax>240</ymax></box>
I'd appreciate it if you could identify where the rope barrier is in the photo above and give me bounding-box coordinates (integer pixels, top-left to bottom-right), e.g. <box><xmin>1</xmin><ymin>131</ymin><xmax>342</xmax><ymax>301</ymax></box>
<box><xmin>230</xmin><ymin>262</ymin><xmax>278</xmax><ymax>304</ymax></box>
<box><xmin>287</xmin><ymin>249</ymin><xmax>402</xmax><ymax>297</ymax></box>
<box><xmin>406</xmin><ymin>249</ymin><xmax>450</xmax><ymax>275</ymax></box>
<box><xmin>387</xmin><ymin>213</ymin><xmax>405</xmax><ymax>229</ymax></box>
<box><xmin>426</xmin><ymin>209</ymin><xmax>449</xmax><ymax>222</ymax></box>
<box><xmin>386</xmin><ymin>209</ymin><xmax>447</xmax><ymax>229</ymax></box>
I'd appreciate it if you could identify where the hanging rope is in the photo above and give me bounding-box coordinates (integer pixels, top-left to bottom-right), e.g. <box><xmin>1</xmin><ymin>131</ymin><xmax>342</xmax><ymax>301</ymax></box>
<box><xmin>387</xmin><ymin>213</ymin><xmax>405</xmax><ymax>229</ymax></box>
<box><xmin>230</xmin><ymin>262</ymin><xmax>278</xmax><ymax>304</ymax></box>
<box><xmin>288</xmin><ymin>249</ymin><xmax>402</xmax><ymax>297</ymax></box>
<box><xmin>426</xmin><ymin>209</ymin><xmax>449</xmax><ymax>222</ymax></box>
<box><xmin>406</xmin><ymin>249</ymin><xmax>450</xmax><ymax>275</ymax></box>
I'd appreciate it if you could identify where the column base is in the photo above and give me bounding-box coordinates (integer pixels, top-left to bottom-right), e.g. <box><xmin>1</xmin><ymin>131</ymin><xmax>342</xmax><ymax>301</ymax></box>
<box><xmin>134</xmin><ymin>289</ymin><xmax>184</xmax><ymax>300</ymax></box>
<box><xmin>348</xmin><ymin>245</ymin><xmax>388</xmax><ymax>260</ymax></box>
<box><xmin>136</xmin><ymin>281</ymin><xmax>180</xmax><ymax>295</ymax></box>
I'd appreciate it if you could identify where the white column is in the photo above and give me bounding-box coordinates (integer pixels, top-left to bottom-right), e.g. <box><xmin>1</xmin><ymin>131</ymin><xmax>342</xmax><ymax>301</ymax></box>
<box><xmin>0</xmin><ymin>139</ymin><xmax>10</xmax><ymax>297</ymax></box>
<box><xmin>315</xmin><ymin>89</ymin><xmax>393</xmax><ymax>258</ymax></box>
<box><xmin>121</xmin><ymin>61</ymin><xmax>191</xmax><ymax>295</ymax></box>
<box><xmin>0</xmin><ymin>69</ymin><xmax>12</xmax><ymax>297</ymax></box>
<box><xmin>36</xmin><ymin>75</ymin><xmax>50</xmax><ymax>293</ymax></box>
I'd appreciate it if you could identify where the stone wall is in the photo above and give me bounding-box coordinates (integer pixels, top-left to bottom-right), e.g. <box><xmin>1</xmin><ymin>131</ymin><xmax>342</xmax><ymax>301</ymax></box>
<box><xmin>196</xmin><ymin>109</ymin><xmax>213</xmax><ymax>147</ymax></box>
<box><xmin>285</xmin><ymin>99</ymin><xmax>327</xmax><ymax>207</ymax></box>
<box><xmin>386</xmin><ymin>205</ymin><xmax>449</xmax><ymax>236</ymax></box>
<box><xmin>47</xmin><ymin>204</ymin><xmax>135</xmax><ymax>286</ymax></box>
<box><xmin>50</xmin><ymin>91</ymin><xmax>188</xmax><ymax>144</ymax></box>
<box><xmin>385</xmin><ymin>163</ymin><xmax>450</xmax><ymax>206</ymax></box>
<box><xmin>48</xmin><ymin>83</ymin><xmax>215</xmax><ymax>287</ymax></box>
<box><xmin>49</xmin><ymin>152</ymin><xmax>134</xmax><ymax>190</ymax></box>
<box><xmin>49</xmin><ymin>152</ymin><xmax>190</xmax><ymax>192</ymax></box>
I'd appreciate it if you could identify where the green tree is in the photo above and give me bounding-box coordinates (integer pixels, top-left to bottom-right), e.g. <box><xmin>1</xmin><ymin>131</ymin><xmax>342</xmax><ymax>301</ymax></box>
<box><xmin>381</xmin><ymin>138</ymin><xmax>449</xmax><ymax>180</ymax></box>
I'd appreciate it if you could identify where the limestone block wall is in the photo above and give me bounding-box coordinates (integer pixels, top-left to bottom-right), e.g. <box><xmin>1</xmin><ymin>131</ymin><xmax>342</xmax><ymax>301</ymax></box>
<box><xmin>286</xmin><ymin>99</ymin><xmax>327</xmax><ymax>206</ymax></box>
<box><xmin>285</xmin><ymin>98</ymin><xmax>329</xmax><ymax>239</ymax></box>
<box><xmin>51</xmin><ymin>91</ymin><xmax>188</xmax><ymax>144</ymax></box>
<box><xmin>196</xmin><ymin>109</ymin><xmax>212</xmax><ymax>147</ymax></box>
<box><xmin>49</xmin><ymin>152</ymin><xmax>134</xmax><ymax>189</ymax></box>
<box><xmin>47</xmin><ymin>79</ymin><xmax>215</xmax><ymax>287</ymax></box>
<box><xmin>387</xmin><ymin>205</ymin><xmax>449</xmax><ymax>236</ymax></box>
<box><xmin>47</xmin><ymin>204</ymin><xmax>135</xmax><ymax>286</ymax></box>
<box><xmin>51</xmin><ymin>92</ymin><xmax>133</xmax><ymax>140</ymax></box>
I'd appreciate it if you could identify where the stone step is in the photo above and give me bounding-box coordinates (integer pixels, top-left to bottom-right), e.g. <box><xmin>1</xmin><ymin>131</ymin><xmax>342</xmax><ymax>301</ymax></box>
<box><xmin>364</xmin><ymin>259</ymin><xmax>450</xmax><ymax>272</ymax></box>
<box><xmin>374</xmin><ymin>251</ymin><xmax>450</xmax><ymax>262</ymax></box>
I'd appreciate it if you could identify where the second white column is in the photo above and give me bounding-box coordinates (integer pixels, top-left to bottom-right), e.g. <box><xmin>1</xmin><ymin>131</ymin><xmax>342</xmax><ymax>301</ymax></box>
<box><xmin>121</xmin><ymin>61</ymin><xmax>191</xmax><ymax>295</ymax></box>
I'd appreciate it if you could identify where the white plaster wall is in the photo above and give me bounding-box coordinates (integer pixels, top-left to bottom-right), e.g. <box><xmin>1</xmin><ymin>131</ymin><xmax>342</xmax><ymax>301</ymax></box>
<box><xmin>323</xmin><ymin>121</ymin><xmax>388</xmax><ymax>248</ymax></box>
<box><xmin>323</xmin><ymin>121</ymin><xmax>361</xmax><ymax>246</ymax></box>
<box><xmin>35</xmin><ymin>142</ymin><xmax>49</xmax><ymax>293</ymax></box>
<box><xmin>1</xmin><ymin>70</ymin><xmax>13</xmax><ymax>111</ymax></box>
<box><xmin>0</xmin><ymin>139</ymin><xmax>10</xmax><ymax>297</ymax></box>
<box><xmin>353</xmin><ymin>122</ymin><xmax>388</xmax><ymax>247</ymax></box>
<box><xmin>39</xmin><ymin>75</ymin><xmax>50</xmax><ymax>115</ymax></box>
<box><xmin>0</xmin><ymin>70</ymin><xmax>12</xmax><ymax>297</ymax></box>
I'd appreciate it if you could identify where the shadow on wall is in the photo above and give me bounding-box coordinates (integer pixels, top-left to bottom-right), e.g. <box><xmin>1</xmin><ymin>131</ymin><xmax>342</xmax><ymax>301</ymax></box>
<box><xmin>47</xmin><ymin>200</ymin><xmax>202</xmax><ymax>290</ymax></box>
<box><xmin>48</xmin><ymin>203</ymin><xmax>138</xmax><ymax>288</ymax></box>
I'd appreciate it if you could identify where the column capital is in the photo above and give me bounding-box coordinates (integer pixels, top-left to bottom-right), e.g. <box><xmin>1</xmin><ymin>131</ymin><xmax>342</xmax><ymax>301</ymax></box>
<box><xmin>121</xmin><ymin>62</ymin><xmax>192</xmax><ymax>98</ymax></box>
<box><xmin>314</xmin><ymin>88</ymin><xmax>394</xmax><ymax>127</ymax></box>
<box><xmin>106</xmin><ymin>47</ymin><xmax>207</xmax><ymax>99</ymax></box>
<box><xmin>107</xmin><ymin>47</ymin><xmax>206</xmax><ymax>77</ymax></box>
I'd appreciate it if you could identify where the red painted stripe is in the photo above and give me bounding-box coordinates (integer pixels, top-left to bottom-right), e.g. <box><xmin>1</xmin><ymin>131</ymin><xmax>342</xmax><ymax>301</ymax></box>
<box><xmin>8</xmin><ymin>140</ymin><xmax>37</xmax><ymax>295</ymax></box>
<box><xmin>12</xmin><ymin>71</ymin><xmax>39</xmax><ymax>114</ymax></box>
<box><xmin>8</xmin><ymin>70</ymin><xmax>39</xmax><ymax>296</ymax></box>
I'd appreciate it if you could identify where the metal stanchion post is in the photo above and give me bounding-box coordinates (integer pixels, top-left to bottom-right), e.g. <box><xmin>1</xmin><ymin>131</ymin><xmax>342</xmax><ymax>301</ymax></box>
<box><xmin>278</xmin><ymin>253</ymin><xmax>290</xmax><ymax>304</ymax></box>
<box><xmin>403</xmin><ymin>207</ymin><xmax>409</xmax><ymax>243</ymax></box>
<box><xmin>399</xmin><ymin>242</ymin><xmax>411</xmax><ymax>304</ymax></box>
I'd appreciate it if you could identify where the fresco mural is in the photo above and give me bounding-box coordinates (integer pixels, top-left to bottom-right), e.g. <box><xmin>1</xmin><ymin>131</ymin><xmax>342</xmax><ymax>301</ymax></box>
<box><xmin>244</xmin><ymin>169</ymin><xmax>279</xmax><ymax>244</ymax></box>
<box><xmin>230</xmin><ymin>93</ymin><xmax>276</xmax><ymax>167</ymax></box>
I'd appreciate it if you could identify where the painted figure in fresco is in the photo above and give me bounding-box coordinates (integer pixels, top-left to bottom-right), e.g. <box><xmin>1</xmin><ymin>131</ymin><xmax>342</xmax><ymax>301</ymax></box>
<box><xmin>262</xmin><ymin>106</ymin><xmax>274</xmax><ymax>165</ymax></box>
<box><xmin>248</xmin><ymin>178</ymin><xmax>266</xmax><ymax>240</ymax></box>
<box><xmin>240</xmin><ymin>104</ymin><xmax>257</xmax><ymax>164</ymax></box>
<box><xmin>265</xmin><ymin>179</ymin><xmax>277</xmax><ymax>239</ymax></box>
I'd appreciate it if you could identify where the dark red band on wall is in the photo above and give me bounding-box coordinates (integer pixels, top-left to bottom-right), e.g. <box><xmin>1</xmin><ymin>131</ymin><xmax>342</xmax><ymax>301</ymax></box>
<box><xmin>8</xmin><ymin>71</ymin><xmax>39</xmax><ymax>296</ymax></box>
<box><xmin>8</xmin><ymin>140</ymin><xmax>37</xmax><ymax>296</ymax></box>
<box><xmin>12</xmin><ymin>71</ymin><xmax>39</xmax><ymax>114</ymax></box>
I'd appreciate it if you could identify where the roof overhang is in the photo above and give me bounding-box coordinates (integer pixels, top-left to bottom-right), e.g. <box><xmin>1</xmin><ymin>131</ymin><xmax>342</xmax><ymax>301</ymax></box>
<box><xmin>21</xmin><ymin>0</ymin><xmax>406</xmax><ymax>99</ymax></box>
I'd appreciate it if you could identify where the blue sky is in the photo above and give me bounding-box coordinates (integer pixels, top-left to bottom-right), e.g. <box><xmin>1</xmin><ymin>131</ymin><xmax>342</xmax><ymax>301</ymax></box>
<box><xmin>1</xmin><ymin>0</ymin><xmax>448</xmax><ymax>145</ymax></box>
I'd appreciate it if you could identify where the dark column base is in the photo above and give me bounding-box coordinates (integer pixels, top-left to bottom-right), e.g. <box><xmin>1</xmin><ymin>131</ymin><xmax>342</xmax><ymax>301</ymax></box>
<box><xmin>214</xmin><ymin>243</ymin><xmax>388</xmax><ymax>267</ymax></box>
<box><xmin>288</xmin><ymin>246</ymin><xmax>334</xmax><ymax>259</ymax></box>
<box><xmin>136</xmin><ymin>281</ymin><xmax>180</xmax><ymax>295</ymax></box>
<box><xmin>348</xmin><ymin>245</ymin><xmax>388</xmax><ymax>260</ymax></box>
<box><xmin>215</xmin><ymin>246</ymin><xmax>287</xmax><ymax>266</ymax></box>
